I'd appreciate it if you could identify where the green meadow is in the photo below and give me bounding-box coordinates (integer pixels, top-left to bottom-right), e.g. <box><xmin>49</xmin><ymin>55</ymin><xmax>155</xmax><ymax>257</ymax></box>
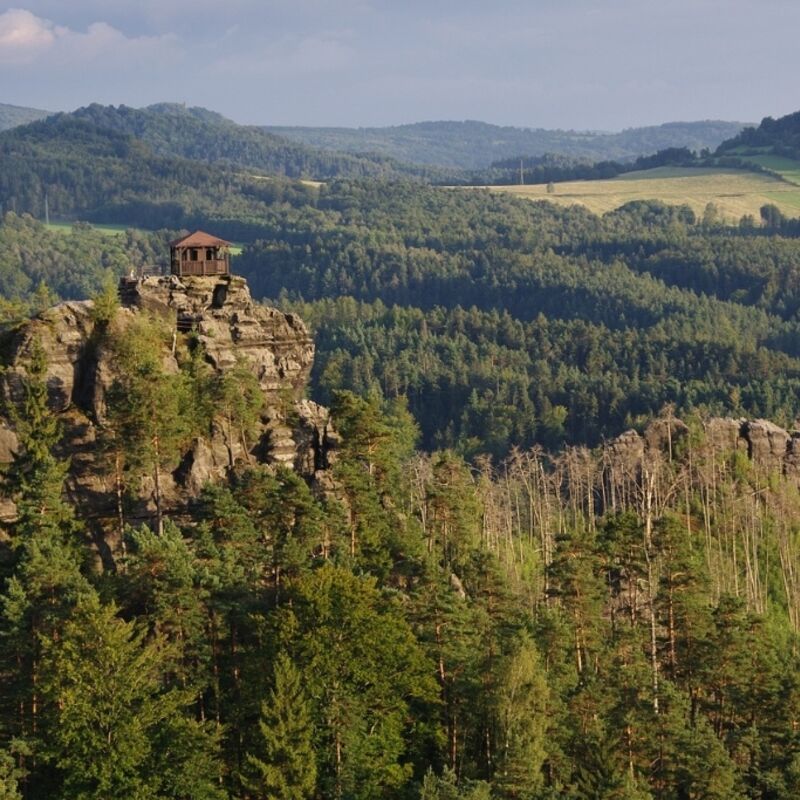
<box><xmin>44</xmin><ymin>221</ymin><xmax>130</xmax><ymax>236</ymax></box>
<box><xmin>740</xmin><ymin>154</ymin><xmax>800</xmax><ymax>186</ymax></box>
<box><xmin>44</xmin><ymin>221</ymin><xmax>244</xmax><ymax>255</ymax></box>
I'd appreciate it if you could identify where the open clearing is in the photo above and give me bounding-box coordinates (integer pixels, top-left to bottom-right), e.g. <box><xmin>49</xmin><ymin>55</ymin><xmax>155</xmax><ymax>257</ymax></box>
<box><xmin>45</xmin><ymin>221</ymin><xmax>130</xmax><ymax>237</ymax></box>
<box><xmin>44</xmin><ymin>221</ymin><xmax>244</xmax><ymax>255</ymax></box>
<box><xmin>481</xmin><ymin>167</ymin><xmax>800</xmax><ymax>221</ymax></box>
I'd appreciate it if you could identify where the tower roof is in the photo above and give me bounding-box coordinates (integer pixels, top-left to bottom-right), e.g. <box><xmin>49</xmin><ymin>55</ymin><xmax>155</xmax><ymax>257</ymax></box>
<box><xmin>169</xmin><ymin>230</ymin><xmax>232</xmax><ymax>248</ymax></box>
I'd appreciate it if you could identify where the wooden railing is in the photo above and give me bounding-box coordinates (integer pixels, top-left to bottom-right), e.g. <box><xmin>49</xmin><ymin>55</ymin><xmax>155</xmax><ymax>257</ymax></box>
<box><xmin>172</xmin><ymin>258</ymin><xmax>229</xmax><ymax>277</ymax></box>
<box><xmin>124</xmin><ymin>264</ymin><xmax>164</xmax><ymax>279</ymax></box>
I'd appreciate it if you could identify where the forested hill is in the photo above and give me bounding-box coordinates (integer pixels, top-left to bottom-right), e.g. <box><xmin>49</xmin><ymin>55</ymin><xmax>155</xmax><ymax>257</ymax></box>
<box><xmin>266</xmin><ymin>119</ymin><xmax>748</xmax><ymax>169</ymax></box>
<box><xmin>0</xmin><ymin>113</ymin><xmax>324</xmax><ymax>236</ymax></box>
<box><xmin>716</xmin><ymin>108</ymin><xmax>800</xmax><ymax>159</ymax></box>
<box><xmin>7</xmin><ymin>104</ymin><xmax>800</xmax><ymax>799</ymax></box>
<box><xmin>6</xmin><ymin>104</ymin><xmax>800</xmax><ymax>459</ymax></box>
<box><xmin>0</xmin><ymin>102</ymin><xmax>50</xmax><ymax>132</ymax></box>
<box><xmin>67</xmin><ymin>103</ymin><xmax>442</xmax><ymax>180</ymax></box>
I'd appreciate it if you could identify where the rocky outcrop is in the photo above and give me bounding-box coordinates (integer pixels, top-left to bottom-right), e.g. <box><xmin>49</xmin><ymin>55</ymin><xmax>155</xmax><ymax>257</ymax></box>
<box><xmin>121</xmin><ymin>274</ymin><xmax>314</xmax><ymax>400</ymax></box>
<box><xmin>2</xmin><ymin>301</ymin><xmax>98</xmax><ymax>413</ymax></box>
<box><xmin>785</xmin><ymin>433</ymin><xmax>800</xmax><ymax>482</ymax></box>
<box><xmin>741</xmin><ymin>419</ymin><xmax>790</xmax><ymax>473</ymax></box>
<box><xmin>0</xmin><ymin>274</ymin><xmax>337</xmax><ymax>530</ymax></box>
<box><xmin>703</xmin><ymin>417</ymin><xmax>746</xmax><ymax>454</ymax></box>
<box><xmin>604</xmin><ymin>416</ymin><xmax>800</xmax><ymax>483</ymax></box>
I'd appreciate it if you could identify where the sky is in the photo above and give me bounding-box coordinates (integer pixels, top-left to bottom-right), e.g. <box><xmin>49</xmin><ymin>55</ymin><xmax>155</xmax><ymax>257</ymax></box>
<box><xmin>0</xmin><ymin>0</ymin><xmax>798</xmax><ymax>130</ymax></box>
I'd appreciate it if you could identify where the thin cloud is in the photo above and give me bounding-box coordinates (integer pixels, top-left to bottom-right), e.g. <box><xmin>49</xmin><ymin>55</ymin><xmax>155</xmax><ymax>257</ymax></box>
<box><xmin>212</xmin><ymin>31</ymin><xmax>355</xmax><ymax>77</ymax></box>
<box><xmin>0</xmin><ymin>7</ymin><xmax>175</xmax><ymax>65</ymax></box>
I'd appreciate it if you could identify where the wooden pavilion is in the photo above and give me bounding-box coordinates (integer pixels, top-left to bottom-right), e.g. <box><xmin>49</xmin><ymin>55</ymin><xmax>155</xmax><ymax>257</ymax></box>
<box><xmin>169</xmin><ymin>230</ymin><xmax>231</xmax><ymax>277</ymax></box>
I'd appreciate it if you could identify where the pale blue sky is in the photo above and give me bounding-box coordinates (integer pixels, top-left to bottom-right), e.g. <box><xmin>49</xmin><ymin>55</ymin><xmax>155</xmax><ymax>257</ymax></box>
<box><xmin>0</xmin><ymin>1</ymin><xmax>796</xmax><ymax>129</ymax></box>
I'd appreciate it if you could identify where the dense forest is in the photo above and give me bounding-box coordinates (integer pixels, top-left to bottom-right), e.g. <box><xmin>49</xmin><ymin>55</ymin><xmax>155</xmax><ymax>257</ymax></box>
<box><xmin>3</xmin><ymin>326</ymin><xmax>800</xmax><ymax>799</ymax></box>
<box><xmin>68</xmin><ymin>104</ymin><xmax>444</xmax><ymax>181</ymax></box>
<box><xmin>0</xmin><ymin>113</ymin><xmax>324</xmax><ymax>237</ymax></box>
<box><xmin>4</xmin><ymin>104</ymin><xmax>800</xmax><ymax>798</ymax></box>
<box><xmin>0</xmin><ymin>102</ymin><xmax>746</xmax><ymax>170</ymax></box>
<box><xmin>462</xmin><ymin>148</ymin><xmax>701</xmax><ymax>187</ymax></box>
<box><xmin>5</xmin><ymin>155</ymin><xmax>800</xmax><ymax>457</ymax></box>
<box><xmin>234</xmin><ymin>182</ymin><xmax>800</xmax><ymax>455</ymax></box>
<box><xmin>0</xmin><ymin>213</ymin><xmax>169</xmax><ymax>319</ymax></box>
<box><xmin>716</xmin><ymin>111</ymin><xmax>800</xmax><ymax>160</ymax></box>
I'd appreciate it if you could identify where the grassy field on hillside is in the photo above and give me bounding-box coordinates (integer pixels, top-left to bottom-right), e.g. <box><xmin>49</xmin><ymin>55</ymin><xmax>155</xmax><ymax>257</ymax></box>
<box><xmin>481</xmin><ymin>167</ymin><xmax>800</xmax><ymax>220</ymax></box>
<box><xmin>740</xmin><ymin>155</ymin><xmax>800</xmax><ymax>186</ymax></box>
<box><xmin>44</xmin><ymin>221</ymin><xmax>244</xmax><ymax>255</ymax></box>
<box><xmin>45</xmin><ymin>221</ymin><xmax>130</xmax><ymax>237</ymax></box>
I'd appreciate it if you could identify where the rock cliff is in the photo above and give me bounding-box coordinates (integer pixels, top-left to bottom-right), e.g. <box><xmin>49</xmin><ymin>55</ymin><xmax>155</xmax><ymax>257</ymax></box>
<box><xmin>0</xmin><ymin>274</ymin><xmax>338</xmax><ymax>533</ymax></box>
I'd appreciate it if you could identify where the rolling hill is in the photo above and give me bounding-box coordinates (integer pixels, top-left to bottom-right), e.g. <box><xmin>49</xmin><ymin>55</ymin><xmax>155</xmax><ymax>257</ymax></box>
<box><xmin>0</xmin><ymin>101</ymin><xmax>51</xmax><ymax>131</ymax></box>
<box><xmin>68</xmin><ymin>103</ymin><xmax>444</xmax><ymax>180</ymax></box>
<box><xmin>266</xmin><ymin>119</ymin><xmax>749</xmax><ymax>169</ymax></box>
<box><xmin>477</xmin><ymin>110</ymin><xmax>800</xmax><ymax>221</ymax></box>
<box><xmin>0</xmin><ymin>112</ymin><xmax>323</xmax><ymax>239</ymax></box>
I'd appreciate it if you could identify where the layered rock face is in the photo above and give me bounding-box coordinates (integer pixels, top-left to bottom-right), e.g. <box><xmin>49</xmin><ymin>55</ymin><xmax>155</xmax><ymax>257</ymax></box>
<box><xmin>0</xmin><ymin>274</ymin><xmax>337</xmax><ymax>530</ymax></box>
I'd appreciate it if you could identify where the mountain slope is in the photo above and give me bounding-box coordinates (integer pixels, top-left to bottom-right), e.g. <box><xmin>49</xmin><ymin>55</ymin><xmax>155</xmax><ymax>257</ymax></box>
<box><xmin>0</xmin><ymin>101</ymin><xmax>51</xmax><ymax>131</ymax></box>
<box><xmin>266</xmin><ymin>119</ymin><xmax>749</xmax><ymax>169</ymax></box>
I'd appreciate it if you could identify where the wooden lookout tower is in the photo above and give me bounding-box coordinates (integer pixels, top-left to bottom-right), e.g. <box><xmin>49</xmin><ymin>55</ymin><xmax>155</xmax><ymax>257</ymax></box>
<box><xmin>170</xmin><ymin>230</ymin><xmax>231</xmax><ymax>278</ymax></box>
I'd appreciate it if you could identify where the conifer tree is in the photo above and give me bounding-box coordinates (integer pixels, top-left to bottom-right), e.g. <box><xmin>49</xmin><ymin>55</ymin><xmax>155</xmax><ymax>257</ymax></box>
<box><xmin>279</xmin><ymin>564</ymin><xmax>437</xmax><ymax>799</ymax></box>
<box><xmin>330</xmin><ymin>390</ymin><xmax>421</xmax><ymax>574</ymax></box>
<box><xmin>0</xmin><ymin>339</ymin><xmax>91</xmax><ymax>794</ymax></box>
<box><xmin>493</xmin><ymin>633</ymin><xmax>549</xmax><ymax>799</ymax></box>
<box><xmin>246</xmin><ymin>652</ymin><xmax>317</xmax><ymax>800</ymax></box>
<box><xmin>426</xmin><ymin>451</ymin><xmax>482</xmax><ymax>569</ymax></box>
<box><xmin>104</xmin><ymin>314</ymin><xmax>194</xmax><ymax>534</ymax></box>
<box><xmin>235</xmin><ymin>466</ymin><xmax>323</xmax><ymax>596</ymax></box>
<box><xmin>38</xmin><ymin>595</ymin><xmax>226</xmax><ymax>800</ymax></box>
<box><xmin>420</xmin><ymin>767</ymin><xmax>491</xmax><ymax>800</ymax></box>
<box><xmin>0</xmin><ymin>743</ymin><xmax>26</xmax><ymax>800</ymax></box>
<box><xmin>212</xmin><ymin>359</ymin><xmax>264</xmax><ymax>469</ymax></box>
<box><xmin>4</xmin><ymin>338</ymin><xmax>69</xmax><ymax>525</ymax></box>
<box><xmin>409</xmin><ymin>563</ymin><xmax>483</xmax><ymax>775</ymax></box>
<box><xmin>120</xmin><ymin>522</ymin><xmax>210</xmax><ymax>691</ymax></box>
<box><xmin>89</xmin><ymin>271</ymin><xmax>120</xmax><ymax>325</ymax></box>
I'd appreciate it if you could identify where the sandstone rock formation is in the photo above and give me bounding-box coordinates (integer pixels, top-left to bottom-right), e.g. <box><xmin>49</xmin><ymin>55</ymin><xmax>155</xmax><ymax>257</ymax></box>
<box><xmin>604</xmin><ymin>416</ymin><xmax>800</xmax><ymax>483</ymax></box>
<box><xmin>0</xmin><ymin>274</ymin><xmax>337</xmax><ymax>532</ymax></box>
